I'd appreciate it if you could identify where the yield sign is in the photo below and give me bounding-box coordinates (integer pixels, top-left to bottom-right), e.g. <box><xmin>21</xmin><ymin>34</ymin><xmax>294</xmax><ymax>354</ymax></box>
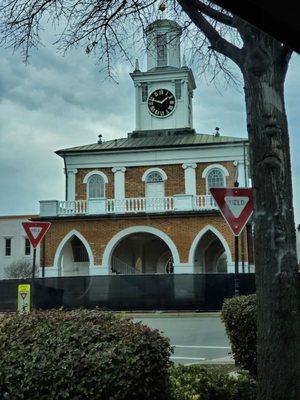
<box><xmin>22</xmin><ymin>222</ymin><xmax>51</xmax><ymax>248</ymax></box>
<box><xmin>210</xmin><ymin>188</ymin><xmax>253</xmax><ymax>236</ymax></box>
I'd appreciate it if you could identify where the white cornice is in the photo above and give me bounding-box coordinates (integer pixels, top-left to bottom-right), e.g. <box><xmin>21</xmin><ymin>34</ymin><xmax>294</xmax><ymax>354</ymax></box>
<box><xmin>63</xmin><ymin>142</ymin><xmax>248</xmax><ymax>170</ymax></box>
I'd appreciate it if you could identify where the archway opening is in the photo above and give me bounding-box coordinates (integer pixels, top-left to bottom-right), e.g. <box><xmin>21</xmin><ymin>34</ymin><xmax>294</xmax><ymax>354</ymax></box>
<box><xmin>110</xmin><ymin>232</ymin><xmax>173</xmax><ymax>274</ymax></box>
<box><xmin>59</xmin><ymin>235</ymin><xmax>90</xmax><ymax>276</ymax></box>
<box><xmin>193</xmin><ymin>230</ymin><xmax>227</xmax><ymax>273</ymax></box>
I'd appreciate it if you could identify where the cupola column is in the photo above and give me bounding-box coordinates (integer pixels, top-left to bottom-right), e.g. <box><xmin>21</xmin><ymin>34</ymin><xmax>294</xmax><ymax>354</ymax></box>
<box><xmin>182</xmin><ymin>163</ymin><xmax>197</xmax><ymax>195</ymax></box>
<box><xmin>134</xmin><ymin>83</ymin><xmax>141</xmax><ymax>130</ymax></box>
<box><xmin>112</xmin><ymin>167</ymin><xmax>126</xmax><ymax>199</ymax></box>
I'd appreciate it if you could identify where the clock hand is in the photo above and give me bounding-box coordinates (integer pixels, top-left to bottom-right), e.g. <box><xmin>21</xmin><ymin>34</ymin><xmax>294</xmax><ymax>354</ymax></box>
<box><xmin>152</xmin><ymin>99</ymin><xmax>163</xmax><ymax>104</ymax></box>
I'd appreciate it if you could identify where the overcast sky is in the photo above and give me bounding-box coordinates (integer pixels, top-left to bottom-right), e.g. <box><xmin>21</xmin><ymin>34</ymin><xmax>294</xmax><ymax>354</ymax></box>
<box><xmin>0</xmin><ymin>29</ymin><xmax>299</xmax><ymax>225</ymax></box>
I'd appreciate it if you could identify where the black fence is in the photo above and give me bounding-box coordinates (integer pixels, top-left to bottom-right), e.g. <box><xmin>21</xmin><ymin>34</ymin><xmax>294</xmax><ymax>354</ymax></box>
<box><xmin>0</xmin><ymin>273</ymin><xmax>256</xmax><ymax>312</ymax></box>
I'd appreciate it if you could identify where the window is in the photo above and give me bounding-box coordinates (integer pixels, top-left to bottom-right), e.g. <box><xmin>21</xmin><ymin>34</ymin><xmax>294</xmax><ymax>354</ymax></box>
<box><xmin>5</xmin><ymin>238</ymin><xmax>11</xmax><ymax>256</ymax></box>
<box><xmin>207</xmin><ymin>168</ymin><xmax>225</xmax><ymax>191</ymax></box>
<box><xmin>25</xmin><ymin>238</ymin><xmax>31</xmax><ymax>255</ymax></box>
<box><xmin>141</xmin><ymin>83</ymin><xmax>148</xmax><ymax>102</ymax></box>
<box><xmin>88</xmin><ymin>174</ymin><xmax>105</xmax><ymax>199</ymax></box>
<box><xmin>157</xmin><ymin>34</ymin><xmax>167</xmax><ymax>66</ymax></box>
<box><xmin>175</xmin><ymin>80</ymin><xmax>181</xmax><ymax>99</ymax></box>
<box><xmin>145</xmin><ymin>171</ymin><xmax>165</xmax><ymax>200</ymax></box>
<box><xmin>146</xmin><ymin>171</ymin><xmax>163</xmax><ymax>183</ymax></box>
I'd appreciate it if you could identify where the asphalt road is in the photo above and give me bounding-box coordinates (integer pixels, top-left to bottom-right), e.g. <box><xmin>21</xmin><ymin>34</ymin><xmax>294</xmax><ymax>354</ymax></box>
<box><xmin>133</xmin><ymin>313</ymin><xmax>231</xmax><ymax>365</ymax></box>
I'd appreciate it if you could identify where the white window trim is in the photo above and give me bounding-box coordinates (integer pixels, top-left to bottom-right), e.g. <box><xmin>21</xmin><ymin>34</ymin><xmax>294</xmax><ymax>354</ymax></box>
<box><xmin>142</xmin><ymin>167</ymin><xmax>168</xmax><ymax>182</ymax></box>
<box><xmin>83</xmin><ymin>170</ymin><xmax>109</xmax><ymax>184</ymax></box>
<box><xmin>202</xmin><ymin>164</ymin><xmax>229</xmax><ymax>194</ymax></box>
<box><xmin>83</xmin><ymin>171</ymin><xmax>108</xmax><ymax>199</ymax></box>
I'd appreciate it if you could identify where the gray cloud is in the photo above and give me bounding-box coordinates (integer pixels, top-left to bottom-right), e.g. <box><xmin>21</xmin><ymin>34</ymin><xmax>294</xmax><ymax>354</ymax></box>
<box><xmin>0</xmin><ymin>40</ymin><xmax>299</xmax><ymax>227</ymax></box>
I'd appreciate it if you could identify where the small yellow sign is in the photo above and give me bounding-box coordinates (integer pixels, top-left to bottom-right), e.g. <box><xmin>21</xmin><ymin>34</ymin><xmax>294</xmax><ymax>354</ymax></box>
<box><xmin>18</xmin><ymin>284</ymin><xmax>31</xmax><ymax>315</ymax></box>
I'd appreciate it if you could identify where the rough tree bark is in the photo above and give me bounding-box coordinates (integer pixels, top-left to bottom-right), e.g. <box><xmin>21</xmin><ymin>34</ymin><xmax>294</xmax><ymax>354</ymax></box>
<box><xmin>241</xmin><ymin>33</ymin><xmax>300</xmax><ymax>399</ymax></box>
<box><xmin>178</xmin><ymin>2</ymin><xmax>300</xmax><ymax>399</ymax></box>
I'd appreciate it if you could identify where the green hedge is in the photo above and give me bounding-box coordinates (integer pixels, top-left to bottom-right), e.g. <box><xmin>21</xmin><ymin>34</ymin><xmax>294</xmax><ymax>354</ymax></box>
<box><xmin>221</xmin><ymin>295</ymin><xmax>257</xmax><ymax>376</ymax></box>
<box><xmin>170</xmin><ymin>365</ymin><xmax>257</xmax><ymax>400</ymax></box>
<box><xmin>0</xmin><ymin>310</ymin><xmax>172</xmax><ymax>400</ymax></box>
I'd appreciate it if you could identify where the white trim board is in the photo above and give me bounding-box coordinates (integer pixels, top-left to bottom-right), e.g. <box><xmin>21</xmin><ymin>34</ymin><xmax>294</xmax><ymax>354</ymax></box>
<box><xmin>64</xmin><ymin>145</ymin><xmax>247</xmax><ymax>170</ymax></box>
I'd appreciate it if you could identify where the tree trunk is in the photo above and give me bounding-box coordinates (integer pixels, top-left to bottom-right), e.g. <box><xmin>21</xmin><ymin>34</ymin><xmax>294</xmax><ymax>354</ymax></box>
<box><xmin>243</xmin><ymin>49</ymin><xmax>300</xmax><ymax>400</ymax></box>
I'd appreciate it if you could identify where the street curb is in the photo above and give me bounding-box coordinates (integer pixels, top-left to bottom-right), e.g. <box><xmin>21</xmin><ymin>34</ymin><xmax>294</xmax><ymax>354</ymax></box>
<box><xmin>123</xmin><ymin>312</ymin><xmax>221</xmax><ymax>318</ymax></box>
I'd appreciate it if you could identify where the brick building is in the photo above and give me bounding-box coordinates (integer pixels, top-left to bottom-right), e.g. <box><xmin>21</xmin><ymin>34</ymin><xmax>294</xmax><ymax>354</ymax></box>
<box><xmin>38</xmin><ymin>19</ymin><xmax>252</xmax><ymax>278</ymax></box>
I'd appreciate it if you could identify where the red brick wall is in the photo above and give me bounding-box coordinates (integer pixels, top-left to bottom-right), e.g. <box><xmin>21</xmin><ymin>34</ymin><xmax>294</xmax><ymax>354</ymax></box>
<box><xmin>43</xmin><ymin>214</ymin><xmax>241</xmax><ymax>267</ymax></box>
<box><xmin>76</xmin><ymin>168</ymin><xmax>114</xmax><ymax>200</ymax></box>
<box><xmin>196</xmin><ymin>161</ymin><xmax>237</xmax><ymax>194</ymax></box>
<box><xmin>125</xmin><ymin>165</ymin><xmax>185</xmax><ymax>198</ymax></box>
<box><xmin>75</xmin><ymin>162</ymin><xmax>237</xmax><ymax>200</ymax></box>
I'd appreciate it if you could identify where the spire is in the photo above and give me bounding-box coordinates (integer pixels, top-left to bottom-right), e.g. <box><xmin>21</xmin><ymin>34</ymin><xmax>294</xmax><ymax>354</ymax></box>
<box><xmin>134</xmin><ymin>59</ymin><xmax>140</xmax><ymax>72</ymax></box>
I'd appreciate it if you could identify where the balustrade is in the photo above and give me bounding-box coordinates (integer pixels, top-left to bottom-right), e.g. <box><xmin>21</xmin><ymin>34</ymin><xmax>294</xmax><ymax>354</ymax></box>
<box><xmin>42</xmin><ymin>195</ymin><xmax>217</xmax><ymax>217</ymax></box>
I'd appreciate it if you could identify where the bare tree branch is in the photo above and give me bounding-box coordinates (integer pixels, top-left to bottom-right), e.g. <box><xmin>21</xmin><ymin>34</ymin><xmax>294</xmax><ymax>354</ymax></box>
<box><xmin>192</xmin><ymin>0</ymin><xmax>235</xmax><ymax>27</ymax></box>
<box><xmin>177</xmin><ymin>0</ymin><xmax>243</xmax><ymax>68</ymax></box>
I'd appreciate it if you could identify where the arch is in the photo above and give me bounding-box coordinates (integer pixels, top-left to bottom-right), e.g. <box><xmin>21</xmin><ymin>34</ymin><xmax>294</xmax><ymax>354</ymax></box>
<box><xmin>202</xmin><ymin>164</ymin><xmax>229</xmax><ymax>194</ymax></box>
<box><xmin>53</xmin><ymin>230</ymin><xmax>94</xmax><ymax>272</ymax></box>
<box><xmin>102</xmin><ymin>226</ymin><xmax>180</xmax><ymax>268</ymax></box>
<box><xmin>188</xmin><ymin>225</ymin><xmax>232</xmax><ymax>271</ymax></box>
<box><xmin>83</xmin><ymin>170</ymin><xmax>108</xmax><ymax>184</ymax></box>
<box><xmin>202</xmin><ymin>164</ymin><xmax>229</xmax><ymax>178</ymax></box>
<box><xmin>142</xmin><ymin>168</ymin><xmax>168</xmax><ymax>182</ymax></box>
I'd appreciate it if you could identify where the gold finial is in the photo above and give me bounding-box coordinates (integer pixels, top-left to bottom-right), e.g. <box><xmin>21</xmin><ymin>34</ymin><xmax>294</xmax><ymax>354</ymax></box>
<box><xmin>158</xmin><ymin>1</ymin><xmax>167</xmax><ymax>12</ymax></box>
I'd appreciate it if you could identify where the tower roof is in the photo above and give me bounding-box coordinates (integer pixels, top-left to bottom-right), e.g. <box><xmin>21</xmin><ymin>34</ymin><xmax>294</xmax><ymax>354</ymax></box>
<box><xmin>145</xmin><ymin>19</ymin><xmax>182</xmax><ymax>34</ymax></box>
<box><xmin>56</xmin><ymin>131</ymin><xmax>247</xmax><ymax>156</ymax></box>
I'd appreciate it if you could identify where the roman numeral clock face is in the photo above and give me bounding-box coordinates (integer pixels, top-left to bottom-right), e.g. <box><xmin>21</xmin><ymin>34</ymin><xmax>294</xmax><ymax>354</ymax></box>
<box><xmin>147</xmin><ymin>89</ymin><xmax>176</xmax><ymax>117</ymax></box>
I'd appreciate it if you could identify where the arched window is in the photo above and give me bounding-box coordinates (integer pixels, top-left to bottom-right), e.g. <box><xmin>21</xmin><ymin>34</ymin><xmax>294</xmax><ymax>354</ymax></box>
<box><xmin>88</xmin><ymin>175</ymin><xmax>105</xmax><ymax>199</ymax></box>
<box><xmin>146</xmin><ymin>171</ymin><xmax>163</xmax><ymax>183</ymax></box>
<box><xmin>207</xmin><ymin>168</ymin><xmax>225</xmax><ymax>191</ymax></box>
<box><xmin>145</xmin><ymin>171</ymin><xmax>165</xmax><ymax>199</ymax></box>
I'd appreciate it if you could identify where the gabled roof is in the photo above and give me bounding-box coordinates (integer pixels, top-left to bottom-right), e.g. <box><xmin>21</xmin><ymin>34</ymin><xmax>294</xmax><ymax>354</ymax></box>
<box><xmin>56</xmin><ymin>131</ymin><xmax>247</xmax><ymax>155</ymax></box>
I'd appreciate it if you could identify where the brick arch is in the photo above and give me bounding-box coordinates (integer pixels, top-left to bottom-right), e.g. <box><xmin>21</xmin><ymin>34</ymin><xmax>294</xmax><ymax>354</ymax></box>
<box><xmin>102</xmin><ymin>226</ymin><xmax>180</xmax><ymax>268</ymax></box>
<box><xmin>53</xmin><ymin>229</ymin><xmax>94</xmax><ymax>273</ymax></box>
<box><xmin>188</xmin><ymin>225</ymin><xmax>232</xmax><ymax>272</ymax></box>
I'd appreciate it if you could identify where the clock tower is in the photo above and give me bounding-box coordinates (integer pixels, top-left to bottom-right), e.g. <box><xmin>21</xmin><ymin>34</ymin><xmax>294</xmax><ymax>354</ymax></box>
<box><xmin>130</xmin><ymin>19</ymin><xmax>196</xmax><ymax>133</ymax></box>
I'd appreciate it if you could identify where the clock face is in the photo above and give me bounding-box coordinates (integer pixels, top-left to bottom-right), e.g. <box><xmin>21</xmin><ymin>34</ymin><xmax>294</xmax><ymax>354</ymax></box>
<box><xmin>147</xmin><ymin>89</ymin><xmax>176</xmax><ymax>117</ymax></box>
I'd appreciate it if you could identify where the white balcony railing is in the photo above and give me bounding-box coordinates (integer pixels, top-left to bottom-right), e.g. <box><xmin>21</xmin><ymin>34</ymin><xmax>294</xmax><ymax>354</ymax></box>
<box><xmin>193</xmin><ymin>195</ymin><xmax>217</xmax><ymax>210</ymax></box>
<box><xmin>59</xmin><ymin>200</ymin><xmax>87</xmax><ymax>215</ymax></box>
<box><xmin>40</xmin><ymin>195</ymin><xmax>218</xmax><ymax>217</ymax></box>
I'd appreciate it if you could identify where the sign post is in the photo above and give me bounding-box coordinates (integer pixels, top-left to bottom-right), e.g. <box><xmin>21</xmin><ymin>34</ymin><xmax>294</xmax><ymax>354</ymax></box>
<box><xmin>18</xmin><ymin>284</ymin><xmax>31</xmax><ymax>315</ymax></box>
<box><xmin>210</xmin><ymin>188</ymin><xmax>253</xmax><ymax>296</ymax></box>
<box><xmin>21</xmin><ymin>222</ymin><xmax>51</xmax><ymax>309</ymax></box>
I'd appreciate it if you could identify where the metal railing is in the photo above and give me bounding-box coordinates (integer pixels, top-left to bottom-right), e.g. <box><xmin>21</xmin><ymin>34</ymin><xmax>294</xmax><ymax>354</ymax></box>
<box><xmin>111</xmin><ymin>256</ymin><xmax>139</xmax><ymax>275</ymax></box>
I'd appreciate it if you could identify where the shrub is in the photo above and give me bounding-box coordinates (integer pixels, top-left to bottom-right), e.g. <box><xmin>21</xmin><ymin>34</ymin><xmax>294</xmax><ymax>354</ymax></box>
<box><xmin>4</xmin><ymin>259</ymin><xmax>33</xmax><ymax>279</ymax></box>
<box><xmin>221</xmin><ymin>295</ymin><xmax>257</xmax><ymax>376</ymax></box>
<box><xmin>0</xmin><ymin>309</ymin><xmax>172</xmax><ymax>400</ymax></box>
<box><xmin>169</xmin><ymin>365</ymin><xmax>257</xmax><ymax>400</ymax></box>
